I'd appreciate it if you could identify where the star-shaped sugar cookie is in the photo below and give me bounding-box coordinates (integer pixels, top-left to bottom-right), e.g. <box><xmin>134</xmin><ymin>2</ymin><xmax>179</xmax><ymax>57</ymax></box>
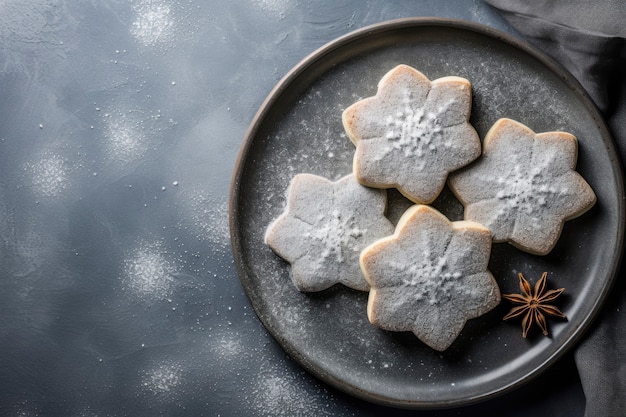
<box><xmin>448</xmin><ymin>118</ymin><xmax>596</xmax><ymax>255</ymax></box>
<box><xmin>360</xmin><ymin>205</ymin><xmax>501</xmax><ymax>351</ymax></box>
<box><xmin>265</xmin><ymin>173</ymin><xmax>395</xmax><ymax>292</ymax></box>
<box><xmin>342</xmin><ymin>64</ymin><xmax>481</xmax><ymax>204</ymax></box>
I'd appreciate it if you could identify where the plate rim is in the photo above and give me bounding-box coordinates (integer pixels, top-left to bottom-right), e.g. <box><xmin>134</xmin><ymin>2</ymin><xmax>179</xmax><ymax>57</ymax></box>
<box><xmin>229</xmin><ymin>17</ymin><xmax>625</xmax><ymax>409</ymax></box>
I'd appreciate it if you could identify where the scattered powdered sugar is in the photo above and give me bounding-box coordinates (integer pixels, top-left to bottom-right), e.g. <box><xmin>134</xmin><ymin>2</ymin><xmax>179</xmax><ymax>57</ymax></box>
<box><xmin>304</xmin><ymin>210</ymin><xmax>365</xmax><ymax>263</ymax></box>
<box><xmin>3</xmin><ymin>401</ymin><xmax>40</xmax><ymax>417</ymax></box>
<box><xmin>129</xmin><ymin>0</ymin><xmax>208</xmax><ymax>50</ymax></box>
<box><xmin>246</xmin><ymin>366</ymin><xmax>336</xmax><ymax>417</ymax></box>
<box><xmin>98</xmin><ymin>107</ymin><xmax>176</xmax><ymax>167</ymax></box>
<box><xmin>495</xmin><ymin>164</ymin><xmax>568</xmax><ymax>216</ymax></box>
<box><xmin>122</xmin><ymin>240</ymin><xmax>178</xmax><ymax>300</ymax></box>
<box><xmin>142</xmin><ymin>362</ymin><xmax>183</xmax><ymax>394</ymax></box>
<box><xmin>394</xmin><ymin>250</ymin><xmax>463</xmax><ymax>306</ymax></box>
<box><xmin>22</xmin><ymin>151</ymin><xmax>71</xmax><ymax>199</ymax></box>
<box><xmin>103</xmin><ymin>114</ymin><xmax>149</xmax><ymax>164</ymax></box>
<box><xmin>207</xmin><ymin>330</ymin><xmax>247</xmax><ymax>362</ymax></box>
<box><xmin>380</xmin><ymin>98</ymin><xmax>454</xmax><ymax>166</ymax></box>
<box><xmin>131</xmin><ymin>0</ymin><xmax>173</xmax><ymax>46</ymax></box>
<box><xmin>176</xmin><ymin>189</ymin><xmax>230</xmax><ymax>248</ymax></box>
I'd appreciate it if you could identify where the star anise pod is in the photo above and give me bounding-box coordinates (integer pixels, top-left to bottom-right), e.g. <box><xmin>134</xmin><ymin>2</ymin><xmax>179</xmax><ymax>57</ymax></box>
<box><xmin>503</xmin><ymin>272</ymin><xmax>566</xmax><ymax>338</ymax></box>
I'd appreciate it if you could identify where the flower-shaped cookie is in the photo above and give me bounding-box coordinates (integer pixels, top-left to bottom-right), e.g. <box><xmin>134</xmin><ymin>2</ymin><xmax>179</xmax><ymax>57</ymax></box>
<box><xmin>265</xmin><ymin>173</ymin><xmax>395</xmax><ymax>292</ymax></box>
<box><xmin>360</xmin><ymin>205</ymin><xmax>501</xmax><ymax>351</ymax></box>
<box><xmin>448</xmin><ymin>118</ymin><xmax>597</xmax><ymax>255</ymax></box>
<box><xmin>342</xmin><ymin>64</ymin><xmax>481</xmax><ymax>204</ymax></box>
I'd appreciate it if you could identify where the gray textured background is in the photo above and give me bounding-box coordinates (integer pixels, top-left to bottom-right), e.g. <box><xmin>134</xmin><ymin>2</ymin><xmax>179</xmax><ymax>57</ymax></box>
<box><xmin>0</xmin><ymin>1</ymin><xmax>587</xmax><ymax>415</ymax></box>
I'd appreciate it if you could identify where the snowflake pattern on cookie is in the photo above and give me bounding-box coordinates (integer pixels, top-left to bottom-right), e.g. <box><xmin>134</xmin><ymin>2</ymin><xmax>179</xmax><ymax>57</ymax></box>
<box><xmin>360</xmin><ymin>205</ymin><xmax>501</xmax><ymax>351</ymax></box>
<box><xmin>265</xmin><ymin>174</ymin><xmax>395</xmax><ymax>292</ymax></box>
<box><xmin>342</xmin><ymin>64</ymin><xmax>481</xmax><ymax>204</ymax></box>
<box><xmin>448</xmin><ymin>118</ymin><xmax>596</xmax><ymax>255</ymax></box>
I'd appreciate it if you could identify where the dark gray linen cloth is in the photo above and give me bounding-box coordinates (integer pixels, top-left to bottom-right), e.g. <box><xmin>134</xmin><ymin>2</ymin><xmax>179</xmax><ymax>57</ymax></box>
<box><xmin>485</xmin><ymin>1</ymin><xmax>626</xmax><ymax>416</ymax></box>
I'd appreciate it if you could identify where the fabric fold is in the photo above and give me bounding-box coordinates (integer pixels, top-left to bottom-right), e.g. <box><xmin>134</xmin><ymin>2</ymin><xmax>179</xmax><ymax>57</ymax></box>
<box><xmin>485</xmin><ymin>1</ymin><xmax>626</xmax><ymax>416</ymax></box>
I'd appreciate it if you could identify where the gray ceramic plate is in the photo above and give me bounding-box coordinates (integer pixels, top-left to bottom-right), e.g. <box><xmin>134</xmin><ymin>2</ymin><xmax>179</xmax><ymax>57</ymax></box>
<box><xmin>230</xmin><ymin>18</ymin><xmax>624</xmax><ymax>408</ymax></box>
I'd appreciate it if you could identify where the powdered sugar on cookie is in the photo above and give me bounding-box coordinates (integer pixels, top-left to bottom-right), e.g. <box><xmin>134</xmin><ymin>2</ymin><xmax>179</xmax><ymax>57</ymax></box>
<box><xmin>265</xmin><ymin>173</ymin><xmax>395</xmax><ymax>292</ymax></box>
<box><xmin>342</xmin><ymin>64</ymin><xmax>481</xmax><ymax>204</ymax></box>
<box><xmin>360</xmin><ymin>205</ymin><xmax>501</xmax><ymax>351</ymax></box>
<box><xmin>448</xmin><ymin>118</ymin><xmax>596</xmax><ymax>255</ymax></box>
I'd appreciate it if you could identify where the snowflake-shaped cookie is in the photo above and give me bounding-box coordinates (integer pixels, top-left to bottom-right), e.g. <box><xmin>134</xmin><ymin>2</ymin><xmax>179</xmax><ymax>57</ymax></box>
<box><xmin>360</xmin><ymin>205</ymin><xmax>501</xmax><ymax>351</ymax></box>
<box><xmin>265</xmin><ymin>173</ymin><xmax>395</xmax><ymax>292</ymax></box>
<box><xmin>448</xmin><ymin>118</ymin><xmax>597</xmax><ymax>255</ymax></box>
<box><xmin>342</xmin><ymin>64</ymin><xmax>481</xmax><ymax>204</ymax></box>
